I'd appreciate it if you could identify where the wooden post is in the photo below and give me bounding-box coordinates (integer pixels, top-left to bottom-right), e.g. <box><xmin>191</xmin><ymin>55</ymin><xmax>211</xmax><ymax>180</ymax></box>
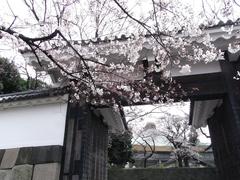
<box><xmin>208</xmin><ymin>58</ymin><xmax>240</xmax><ymax>180</ymax></box>
<box><xmin>61</xmin><ymin>103</ymin><xmax>108</xmax><ymax>180</ymax></box>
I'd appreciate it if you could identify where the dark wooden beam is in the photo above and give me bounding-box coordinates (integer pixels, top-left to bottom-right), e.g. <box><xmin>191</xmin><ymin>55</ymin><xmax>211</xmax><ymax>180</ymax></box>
<box><xmin>122</xmin><ymin>72</ymin><xmax>226</xmax><ymax>106</ymax></box>
<box><xmin>189</xmin><ymin>101</ymin><xmax>195</xmax><ymax>125</ymax></box>
<box><xmin>173</xmin><ymin>72</ymin><xmax>227</xmax><ymax>100</ymax></box>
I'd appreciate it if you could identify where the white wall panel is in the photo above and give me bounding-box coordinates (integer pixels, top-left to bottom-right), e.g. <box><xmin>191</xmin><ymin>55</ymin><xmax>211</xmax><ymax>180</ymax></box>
<box><xmin>0</xmin><ymin>102</ymin><xmax>68</xmax><ymax>149</ymax></box>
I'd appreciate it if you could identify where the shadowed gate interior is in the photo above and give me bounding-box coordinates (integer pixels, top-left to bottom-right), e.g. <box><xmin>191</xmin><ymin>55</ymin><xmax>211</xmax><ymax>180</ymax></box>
<box><xmin>186</xmin><ymin>58</ymin><xmax>240</xmax><ymax>180</ymax></box>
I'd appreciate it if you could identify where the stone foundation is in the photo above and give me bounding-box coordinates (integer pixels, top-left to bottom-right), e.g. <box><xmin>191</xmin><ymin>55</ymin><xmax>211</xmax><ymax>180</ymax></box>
<box><xmin>0</xmin><ymin>146</ymin><xmax>62</xmax><ymax>180</ymax></box>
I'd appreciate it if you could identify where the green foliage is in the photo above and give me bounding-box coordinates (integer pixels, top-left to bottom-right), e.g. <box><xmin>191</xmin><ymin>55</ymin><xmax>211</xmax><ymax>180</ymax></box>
<box><xmin>18</xmin><ymin>77</ymin><xmax>47</xmax><ymax>91</ymax></box>
<box><xmin>108</xmin><ymin>131</ymin><xmax>134</xmax><ymax>168</ymax></box>
<box><xmin>0</xmin><ymin>57</ymin><xmax>23</xmax><ymax>94</ymax></box>
<box><xmin>0</xmin><ymin>57</ymin><xmax>46</xmax><ymax>94</ymax></box>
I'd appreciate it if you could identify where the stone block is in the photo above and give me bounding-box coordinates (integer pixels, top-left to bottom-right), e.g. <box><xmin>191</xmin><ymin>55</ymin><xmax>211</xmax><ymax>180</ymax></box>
<box><xmin>16</xmin><ymin>147</ymin><xmax>33</xmax><ymax>165</ymax></box>
<box><xmin>0</xmin><ymin>170</ymin><xmax>11</xmax><ymax>180</ymax></box>
<box><xmin>16</xmin><ymin>146</ymin><xmax>63</xmax><ymax>165</ymax></box>
<box><xmin>32</xmin><ymin>146</ymin><xmax>62</xmax><ymax>164</ymax></box>
<box><xmin>32</xmin><ymin>163</ymin><xmax>60</xmax><ymax>180</ymax></box>
<box><xmin>0</xmin><ymin>150</ymin><xmax>5</xmax><ymax>165</ymax></box>
<box><xmin>0</xmin><ymin>149</ymin><xmax>19</xmax><ymax>169</ymax></box>
<box><xmin>12</xmin><ymin>165</ymin><xmax>33</xmax><ymax>180</ymax></box>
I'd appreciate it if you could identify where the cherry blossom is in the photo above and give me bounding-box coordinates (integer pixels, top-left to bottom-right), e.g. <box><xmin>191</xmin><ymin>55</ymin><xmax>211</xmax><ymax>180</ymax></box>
<box><xmin>0</xmin><ymin>0</ymin><xmax>239</xmax><ymax>106</ymax></box>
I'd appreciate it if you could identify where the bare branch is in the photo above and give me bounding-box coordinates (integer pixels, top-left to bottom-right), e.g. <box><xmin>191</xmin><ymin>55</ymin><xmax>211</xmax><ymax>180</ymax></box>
<box><xmin>57</xmin><ymin>31</ymin><xmax>96</xmax><ymax>88</ymax></box>
<box><xmin>22</xmin><ymin>0</ymin><xmax>40</xmax><ymax>21</ymax></box>
<box><xmin>233</xmin><ymin>0</ymin><xmax>240</xmax><ymax>7</ymax></box>
<box><xmin>5</xmin><ymin>0</ymin><xmax>16</xmax><ymax>17</ymax></box>
<box><xmin>43</xmin><ymin>0</ymin><xmax>47</xmax><ymax>22</ymax></box>
<box><xmin>7</xmin><ymin>16</ymin><xmax>17</xmax><ymax>30</ymax></box>
<box><xmin>200</xmin><ymin>127</ymin><xmax>210</xmax><ymax>138</ymax></box>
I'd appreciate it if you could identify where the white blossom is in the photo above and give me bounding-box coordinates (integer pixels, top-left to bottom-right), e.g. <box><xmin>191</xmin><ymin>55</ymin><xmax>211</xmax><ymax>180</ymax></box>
<box><xmin>179</xmin><ymin>64</ymin><xmax>191</xmax><ymax>74</ymax></box>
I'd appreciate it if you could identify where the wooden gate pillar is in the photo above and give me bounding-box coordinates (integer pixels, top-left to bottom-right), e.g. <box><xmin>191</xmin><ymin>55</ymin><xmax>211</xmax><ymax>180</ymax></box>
<box><xmin>60</xmin><ymin>103</ymin><xmax>108</xmax><ymax>180</ymax></box>
<box><xmin>208</xmin><ymin>59</ymin><xmax>240</xmax><ymax>180</ymax></box>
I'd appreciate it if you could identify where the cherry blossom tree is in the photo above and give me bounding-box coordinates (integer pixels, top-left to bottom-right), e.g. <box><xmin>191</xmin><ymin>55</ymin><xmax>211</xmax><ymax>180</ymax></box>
<box><xmin>158</xmin><ymin>114</ymin><xmax>199</xmax><ymax>167</ymax></box>
<box><xmin>133</xmin><ymin>122</ymin><xmax>157</xmax><ymax>168</ymax></box>
<box><xmin>131</xmin><ymin>112</ymin><xmax>199</xmax><ymax>168</ymax></box>
<box><xmin>0</xmin><ymin>0</ymin><xmax>239</xmax><ymax>106</ymax></box>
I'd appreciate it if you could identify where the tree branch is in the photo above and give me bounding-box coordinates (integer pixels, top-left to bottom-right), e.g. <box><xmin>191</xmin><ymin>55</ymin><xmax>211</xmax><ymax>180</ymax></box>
<box><xmin>200</xmin><ymin>127</ymin><xmax>210</xmax><ymax>138</ymax></box>
<box><xmin>7</xmin><ymin>16</ymin><xmax>17</xmax><ymax>30</ymax></box>
<box><xmin>22</xmin><ymin>0</ymin><xmax>40</xmax><ymax>22</ymax></box>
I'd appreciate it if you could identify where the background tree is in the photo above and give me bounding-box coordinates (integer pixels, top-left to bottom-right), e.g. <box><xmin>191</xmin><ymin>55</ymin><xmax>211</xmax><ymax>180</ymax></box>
<box><xmin>159</xmin><ymin>115</ymin><xmax>199</xmax><ymax>167</ymax></box>
<box><xmin>127</xmin><ymin>104</ymin><xmax>200</xmax><ymax>168</ymax></box>
<box><xmin>108</xmin><ymin>131</ymin><xmax>134</xmax><ymax>168</ymax></box>
<box><xmin>134</xmin><ymin>122</ymin><xmax>157</xmax><ymax>168</ymax></box>
<box><xmin>0</xmin><ymin>57</ymin><xmax>24</xmax><ymax>94</ymax></box>
<box><xmin>0</xmin><ymin>57</ymin><xmax>46</xmax><ymax>94</ymax></box>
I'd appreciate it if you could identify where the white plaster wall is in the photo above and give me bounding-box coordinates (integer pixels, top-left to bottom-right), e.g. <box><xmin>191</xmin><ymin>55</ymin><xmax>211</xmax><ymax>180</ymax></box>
<box><xmin>170</xmin><ymin>61</ymin><xmax>222</xmax><ymax>77</ymax></box>
<box><xmin>0</xmin><ymin>102</ymin><xmax>68</xmax><ymax>149</ymax></box>
<box><xmin>146</xmin><ymin>54</ymin><xmax>222</xmax><ymax>77</ymax></box>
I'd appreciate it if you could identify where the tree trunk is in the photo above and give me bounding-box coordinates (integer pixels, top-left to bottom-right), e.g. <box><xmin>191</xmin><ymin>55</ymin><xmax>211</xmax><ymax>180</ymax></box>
<box><xmin>177</xmin><ymin>156</ymin><xmax>183</xmax><ymax>167</ymax></box>
<box><xmin>143</xmin><ymin>158</ymin><xmax>147</xmax><ymax>168</ymax></box>
<box><xmin>183</xmin><ymin>157</ymin><xmax>189</xmax><ymax>167</ymax></box>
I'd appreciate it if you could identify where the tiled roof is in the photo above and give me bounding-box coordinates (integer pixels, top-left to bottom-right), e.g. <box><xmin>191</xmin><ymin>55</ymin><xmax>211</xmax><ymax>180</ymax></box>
<box><xmin>19</xmin><ymin>19</ymin><xmax>240</xmax><ymax>54</ymax></box>
<box><xmin>204</xmin><ymin>19</ymin><xmax>240</xmax><ymax>29</ymax></box>
<box><xmin>59</xmin><ymin>19</ymin><xmax>240</xmax><ymax>45</ymax></box>
<box><xmin>0</xmin><ymin>87</ymin><xmax>69</xmax><ymax>103</ymax></box>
